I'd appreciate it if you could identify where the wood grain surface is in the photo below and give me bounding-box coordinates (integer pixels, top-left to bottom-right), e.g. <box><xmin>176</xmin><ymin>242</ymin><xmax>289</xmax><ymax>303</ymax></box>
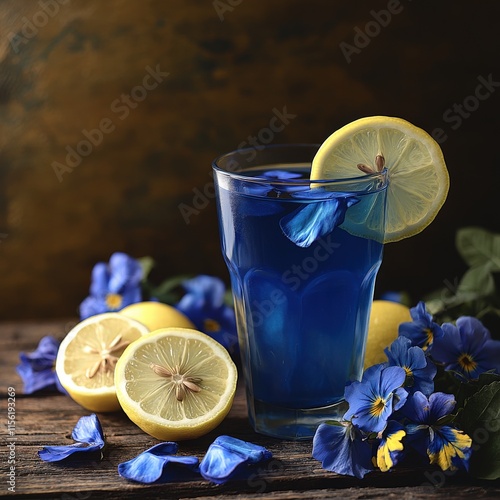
<box><xmin>1</xmin><ymin>320</ymin><xmax>499</xmax><ymax>499</ymax></box>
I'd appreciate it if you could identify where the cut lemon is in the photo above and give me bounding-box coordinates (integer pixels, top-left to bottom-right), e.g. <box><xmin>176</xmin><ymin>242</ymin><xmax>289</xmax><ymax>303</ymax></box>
<box><xmin>119</xmin><ymin>301</ymin><xmax>195</xmax><ymax>331</ymax></box>
<box><xmin>114</xmin><ymin>327</ymin><xmax>238</xmax><ymax>441</ymax></box>
<box><xmin>311</xmin><ymin>116</ymin><xmax>449</xmax><ymax>242</ymax></box>
<box><xmin>55</xmin><ymin>313</ymin><xmax>149</xmax><ymax>412</ymax></box>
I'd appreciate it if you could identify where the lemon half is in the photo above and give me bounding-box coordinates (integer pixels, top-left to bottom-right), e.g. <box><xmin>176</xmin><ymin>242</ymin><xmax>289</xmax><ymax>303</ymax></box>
<box><xmin>55</xmin><ymin>313</ymin><xmax>150</xmax><ymax>412</ymax></box>
<box><xmin>114</xmin><ymin>327</ymin><xmax>237</xmax><ymax>441</ymax></box>
<box><xmin>311</xmin><ymin>116</ymin><xmax>449</xmax><ymax>242</ymax></box>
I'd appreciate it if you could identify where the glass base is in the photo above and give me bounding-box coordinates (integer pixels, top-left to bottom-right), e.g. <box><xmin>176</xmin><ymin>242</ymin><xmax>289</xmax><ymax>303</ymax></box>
<box><xmin>248</xmin><ymin>397</ymin><xmax>349</xmax><ymax>440</ymax></box>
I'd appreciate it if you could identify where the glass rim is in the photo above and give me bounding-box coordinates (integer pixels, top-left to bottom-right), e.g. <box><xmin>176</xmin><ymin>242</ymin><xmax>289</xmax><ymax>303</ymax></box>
<box><xmin>212</xmin><ymin>143</ymin><xmax>388</xmax><ymax>187</ymax></box>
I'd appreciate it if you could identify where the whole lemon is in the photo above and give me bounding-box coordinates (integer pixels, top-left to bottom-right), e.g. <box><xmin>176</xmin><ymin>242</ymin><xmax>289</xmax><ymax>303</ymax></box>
<box><xmin>119</xmin><ymin>301</ymin><xmax>195</xmax><ymax>332</ymax></box>
<box><xmin>363</xmin><ymin>300</ymin><xmax>412</xmax><ymax>369</ymax></box>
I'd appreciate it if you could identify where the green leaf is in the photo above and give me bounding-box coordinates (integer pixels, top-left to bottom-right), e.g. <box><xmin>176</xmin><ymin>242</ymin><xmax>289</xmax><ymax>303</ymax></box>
<box><xmin>137</xmin><ymin>256</ymin><xmax>155</xmax><ymax>281</ymax></box>
<box><xmin>455</xmin><ymin>373</ymin><xmax>500</xmax><ymax>411</ymax></box>
<box><xmin>457</xmin><ymin>381</ymin><xmax>500</xmax><ymax>480</ymax></box>
<box><xmin>458</xmin><ymin>265</ymin><xmax>495</xmax><ymax>296</ymax></box>
<box><xmin>456</xmin><ymin>227</ymin><xmax>500</xmax><ymax>270</ymax></box>
<box><xmin>149</xmin><ymin>274</ymin><xmax>192</xmax><ymax>304</ymax></box>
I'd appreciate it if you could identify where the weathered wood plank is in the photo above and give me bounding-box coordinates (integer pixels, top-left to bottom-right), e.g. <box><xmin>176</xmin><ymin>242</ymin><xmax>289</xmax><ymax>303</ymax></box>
<box><xmin>1</xmin><ymin>321</ymin><xmax>499</xmax><ymax>499</ymax></box>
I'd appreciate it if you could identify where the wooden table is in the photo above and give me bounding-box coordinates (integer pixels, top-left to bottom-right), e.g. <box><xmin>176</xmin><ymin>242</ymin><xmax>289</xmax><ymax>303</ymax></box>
<box><xmin>1</xmin><ymin>320</ymin><xmax>499</xmax><ymax>499</ymax></box>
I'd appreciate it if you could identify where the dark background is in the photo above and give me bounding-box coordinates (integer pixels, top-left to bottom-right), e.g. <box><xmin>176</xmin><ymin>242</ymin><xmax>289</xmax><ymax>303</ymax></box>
<box><xmin>0</xmin><ymin>0</ymin><xmax>499</xmax><ymax>320</ymax></box>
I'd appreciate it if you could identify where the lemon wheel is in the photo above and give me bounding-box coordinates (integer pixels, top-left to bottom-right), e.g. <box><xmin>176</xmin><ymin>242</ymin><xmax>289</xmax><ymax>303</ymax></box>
<box><xmin>311</xmin><ymin>116</ymin><xmax>449</xmax><ymax>243</ymax></box>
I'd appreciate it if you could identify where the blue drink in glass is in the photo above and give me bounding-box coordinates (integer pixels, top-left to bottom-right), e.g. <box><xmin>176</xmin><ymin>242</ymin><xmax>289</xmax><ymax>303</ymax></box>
<box><xmin>213</xmin><ymin>145</ymin><xmax>388</xmax><ymax>439</ymax></box>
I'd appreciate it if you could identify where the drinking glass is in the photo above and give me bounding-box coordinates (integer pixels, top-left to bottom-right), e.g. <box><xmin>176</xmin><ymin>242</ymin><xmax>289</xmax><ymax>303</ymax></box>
<box><xmin>212</xmin><ymin>144</ymin><xmax>388</xmax><ymax>439</ymax></box>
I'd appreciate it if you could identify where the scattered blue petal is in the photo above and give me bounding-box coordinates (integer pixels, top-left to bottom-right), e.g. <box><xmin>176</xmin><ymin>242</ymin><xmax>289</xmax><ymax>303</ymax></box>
<box><xmin>200</xmin><ymin>435</ymin><xmax>272</xmax><ymax>484</ymax></box>
<box><xmin>16</xmin><ymin>336</ymin><xmax>67</xmax><ymax>395</ymax></box>
<box><xmin>38</xmin><ymin>414</ymin><xmax>105</xmax><ymax>462</ymax></box>
<box><xmin>280</xmin><ymin>194</ymin><xmax>359</xmax><ymax>248</ymax></box>
<box><xmin>118</xmin><ymin>442</ymin><xmax>199</xmax><ymax>484</ymax></box>
<box><xmin>312</xmin><ymin>421</ymin><xmax>374</xmax><ymax>479</ymax></box>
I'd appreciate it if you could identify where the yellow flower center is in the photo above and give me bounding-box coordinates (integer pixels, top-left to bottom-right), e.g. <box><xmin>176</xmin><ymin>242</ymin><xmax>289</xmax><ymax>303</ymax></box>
<box><xmin>422</xmin><ymin>328</ymin><xmax>433</xmax><ymax>350</ymax></box>
<box><xmin>370</xmin><ymin>396</ymin><xmax>387</xmax><ymax>417</ymax></box>
<box><xmin>106</xmin><ymin>293</ymin><xmax>123</xmax><ymax>310</ymax></box>
<box><xmin>204</xmin><ymin>318</ymin><xmax>221</xmax><ymax>333</ymax></box>
<box><xmin>458</xmin><ymin>353</ymin><xmax>477</xmax><ymax>373</ymax></box>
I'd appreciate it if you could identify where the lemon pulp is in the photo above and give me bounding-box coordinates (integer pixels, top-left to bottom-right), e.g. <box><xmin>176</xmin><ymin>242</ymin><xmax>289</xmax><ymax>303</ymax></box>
<box><xmin>311</xmin><ymin>116</ymin><xmax>449</xmax><ymax>242</ymax></box>
<box><xmin>55</xmin><ymin>313</ymin><xmax>150</xmax><ymax>412</ymax></box>
<box><xmin>115</xmin><ymin>327</ymin><xmax>237</xmax><ymax>440</ymax></box>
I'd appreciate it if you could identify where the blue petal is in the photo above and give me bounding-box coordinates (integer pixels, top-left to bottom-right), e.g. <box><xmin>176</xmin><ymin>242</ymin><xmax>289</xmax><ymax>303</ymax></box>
<box><xmin>108</xmin><ymin>252</ymin><xmax>143</xmax><ymax>294</ymax></box>
<box><xmin>200</xmin><ymin>436</ymin><xmax>272</xmax><ymax>484</ymax></box>
<box><xmin>280</xmin><ymin>195</ymin><xmax>359</xmax><ymax>248</ymax></box>
<box><xmin>377</xmin><ymin>420</ymin><xmax>406</xmax><ymax>472</ymax></box>
<box><xmin>427</xmin><ymin>425</ymin><xmax>472</xmax><ymax>472</ymax></box>
<box><xmin>72</xmin><ymin>414</ymin><xmax>105</xmax><ymax>447</ymax></box>
<box><xmin>89</xmin><ymin>262</ymin><xmax>110</xmax><ymax>297</ymax></box>
<box><xmin>312</xmin><ymin>422</ymin><xmax>373</xmax><ymax>479</ymax></box>
<box><xmin>182</xmin><ymin>275</ymin><xmax>226</xmax><ymax>308</ymax></box>
<box><xmin>38</xmin><ymin>414</ymin><xmax>105</xmax><ymax>462</ymax></box>
<box><xmin>79</xmin><ymin>295</ymin><xmax>110</xmax><ymax>320</ymax></box>
<box><xmin>16</xmin><ymin>365</ymin><xmax>57</xmax><ymax>394</ymax></box>
<box><xmin>118</xmin><ymin>443</ymin><xmax>199</xmax><ymax>484</ymax></box>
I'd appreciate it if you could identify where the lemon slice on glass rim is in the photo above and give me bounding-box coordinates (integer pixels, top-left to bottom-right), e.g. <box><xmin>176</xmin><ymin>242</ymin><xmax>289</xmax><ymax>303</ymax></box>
<box><xmin>114</xmin><ymin>327</ymin><xmax>238</xmax><ymax>441</ymax></box>
<box><xmin>55</xmin><ymin>312</ymin><xmax>150</xmax><ymax>412</ymax></box>
<box><xmin>310</xmin><ymin>116</ymin><xmax>450</xmax><ymax>243</ymax></box>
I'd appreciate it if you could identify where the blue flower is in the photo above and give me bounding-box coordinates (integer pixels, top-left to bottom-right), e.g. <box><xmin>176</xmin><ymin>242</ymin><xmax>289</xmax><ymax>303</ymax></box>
<box><xmin>118</xmin><ymin>442</ymin><xmax>199</xmax><ymax>484</ymax></box>
<box><xmin>199</xmin><ymin>435</ymin><xmax>272</xmax><ymax>484</ymax></box>
<box><xmin>176</xmin><ymin>275</ymin><xmax>238</xmax><ymax>357</ymax></box>
<box><xmin>401</xmin><ymin>391</ymin><xmax>472</xmax><ymax>471</ymax></box>
<box><xmin>376</xmin><ymin>420</ymin><xmax>406</xmax><ymax>472</ymax></box>
<box><xmin>79</xmin><ymin>252</ymin><xmax>143</xmax><ymax>320</ymax></box>
<box><xmin>431</xmin><ymin>316</ymin><xmax>500</xmax><ymax>380</ymax></box>
<box><xmin>384</xmin><ymin>336</ymin><xmax>437</xmax><ymax>395</ymax></box>
<box><xmin>344</xmin><ymin>364</ymin><xmax>407</xmax><ymax>433</ymax></box>
<box><xmin>38</xmin><ymin>414</ymin><xmax>105</xmax><ymax>462</ymax></box>
<box><xmin>280</xmin><ymin>192</ymin><xmax>359</xmax><ymax>248</ymax></box>
<box><xmin>16</xmin><ymin>336</ymin><xmax>66</xmax><ymax>395</ymax></box>
<box><xmin>398</xmin><ymin>301</ymin><xmax>443</xmax><ymax>352</ymax></box>
<box><xmin>312</xmin><ymin>421</ymin><xmax>374</xmax><ymax>479</ymax></box>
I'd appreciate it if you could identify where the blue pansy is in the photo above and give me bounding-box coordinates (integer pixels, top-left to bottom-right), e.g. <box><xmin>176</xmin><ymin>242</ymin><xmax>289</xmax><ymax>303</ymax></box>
<box><xmin>38</xmin><ymin>414</ymin><xmax>105</xmax><ymax>462</ymax></box>
<box><xmin>243</xmin><ymin>170</ymin><xmax>307</xmax><ymax>196</ymax></box>
<box><xmin>344</xmin><ymin>364</ymin><xmax>407</xmax><ymax>433</ymax></box>
<box><xmin>176</xmin><ymin>275</ymin><xmax>239</xmax><ymax>357</ymax></box>
<box><xmin>312</xmin><ymin>421</ymin><xmax>374</xmax><ymax>479</ymax></box>
<box><xmin>118</xmin><ymin>442</ymin><xmax>199</xmax><ymax>484</ymax></box>
<box><xmin>431</xmin><ymin>316</ymin><xmax>500</xmax><ymax>380</ymax></box>
<box><xmin>384</xmin><ymin>336</ymin><xmax>437</xmax><ymax>395</ymax></box>
<box><xmin>280</xmin><ymin>192</ymin><xmax>359</xmax><ymax>248</ymax></box>
<box><xmin>376</xmin><ymin>420</ymin><xmax>406</xmax><ymax>472</ymax></box>
<box><xmin>398</xmin><ymin>301</ymin><xmax>443</xmax><ymax>352</ymax></box>
<box><xmin>199</xmin><ymin>435</ymin><xmax>272</xmax><ymax>484</ymax></box>
<box><xmin>401</xmin><ymin>391</ymin><xmax>472</xmax><ymax>471</ymax></box>
<box><xmin>79</xmin><ymin>252</ymin><xmax>142</xmax><ymax>320</ymax></box>
<box><xmin>16</xmin><ymin>336</ymin><xmax>67</xmax><ymax>395</ymax></box>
